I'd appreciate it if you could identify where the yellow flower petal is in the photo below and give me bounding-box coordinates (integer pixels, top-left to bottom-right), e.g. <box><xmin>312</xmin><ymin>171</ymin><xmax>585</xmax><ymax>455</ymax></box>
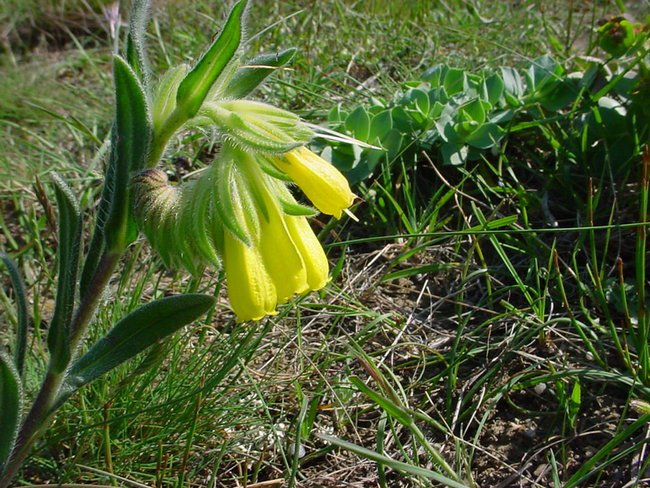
<box><xmin>284</xmin><ymin>215</ymin><xmax>329</xmax><ymax>291</ymax></box>
<box><xmin>277</xmin><ymin>147</ymin><xmax>355</xmax><ymax>218</ymax></box>
<box><xmin>257</xmin><ymin>189</ymin><xmax>309</xmax><ymax>303</ymax></box>
<box><xmin>224</xmin><ymin>230</ymin><xmax>277</xmax><ymax>321</ymax></box>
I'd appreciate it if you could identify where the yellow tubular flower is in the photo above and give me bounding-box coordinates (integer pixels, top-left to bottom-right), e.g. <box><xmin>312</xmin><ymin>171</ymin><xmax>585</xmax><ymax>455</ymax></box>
<box><xmin>284</xmin><ymin>214</ymin><xmax>329</xmax><ymax>290</ymax></box>
<box><xmin>275</xmin><ymin>147</ymin><xmax>355</xmax><ymax>218</ymax></box>
<box><xmin>224</xmin><ymin>229</ymin><xmax>278</xmax><ymax>321</ymax></box>
<box><xmin>255</xmin><ymin>182</ymin><xmax>309</xmax><ymax>304</ymax></box>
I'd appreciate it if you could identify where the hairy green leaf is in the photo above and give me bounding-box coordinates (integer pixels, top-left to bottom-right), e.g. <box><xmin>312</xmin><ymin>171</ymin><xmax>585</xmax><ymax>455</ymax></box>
<box><xmin>126</xmin><ymin>0</ymin><xmax>152</xmax><ymax>87</ymax></box>
<box><xmin>104</xmin><ymin>55</ymin><xmax>152</xmax><ymax>253</ymax></box>
<box><xmin>80</xmin><ymin>131</ymin><xmax>116</xmax><ymax>295</ymax></box>
<box><xmin>175</xmin><ymin>0</ymin><xmax>247</xmax><ymax>118</ymax></box>
<box><xmin>152</xmin><ymin>65</ymin><xmax>188</xmax><ymax>133</ymax></box>
<box><xmin>225</xmin><ymin>48</ymin><xmax>296</xmax><ymax>99</ymax></box>
<box><xmin>0</xmin><ymin>252</ymin><xmax>29</xmax><ymax>374</ymax></box>
<box><xmin>0</xmin><ymin>348</ymin><xmax>22</xmax><ymax>469</ymax></box>
<box><xmin>48</xmin><ymin>174</ymin><xmax>82</xmax><ymax>373</ymax></box>
<box><xmin>56</xmin><ymin>294</ymin><xmax>215</xmax><ymax>406</ymax></box>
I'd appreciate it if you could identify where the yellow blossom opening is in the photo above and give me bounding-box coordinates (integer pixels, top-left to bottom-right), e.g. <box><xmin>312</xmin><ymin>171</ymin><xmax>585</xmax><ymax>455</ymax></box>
<box><xmin>275</xmin><ymin>147</ymin><xmax>356</xmax><ymax>218</ymax></box>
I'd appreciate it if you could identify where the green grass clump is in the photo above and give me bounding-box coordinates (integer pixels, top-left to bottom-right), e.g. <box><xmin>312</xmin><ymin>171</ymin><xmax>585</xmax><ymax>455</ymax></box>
<box><xmin>1</xmin><ymin>0</ymin><xmax>650</xmax><ymax>487</ymax></box>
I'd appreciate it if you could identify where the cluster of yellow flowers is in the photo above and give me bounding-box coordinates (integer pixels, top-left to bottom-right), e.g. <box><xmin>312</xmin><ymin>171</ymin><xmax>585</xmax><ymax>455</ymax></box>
<box><xmin>132</xmin><ymin>0</ymin><xmax>356</xmax><ymax>322</ymax></box>
<box><xmin>224</xmin><ymin>146</ymin><xmax>355</xmax><ymax>321</ymax></box>
<box><xmin>134</xmin><ymin>139</ymin><xmax>355</xmax><ymax>322</ymax></box>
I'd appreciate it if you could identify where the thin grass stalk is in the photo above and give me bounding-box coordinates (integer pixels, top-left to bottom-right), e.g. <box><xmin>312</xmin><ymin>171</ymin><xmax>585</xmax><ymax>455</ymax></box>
<box><xmin>636</xmin><ymin>146</ymin><xmax>649</xmax><ymax>384</ymax></box>
<box><xmin>553</xmin><ymin>250</ymin><xmax>605</xmax><ymax>367</ymax></box>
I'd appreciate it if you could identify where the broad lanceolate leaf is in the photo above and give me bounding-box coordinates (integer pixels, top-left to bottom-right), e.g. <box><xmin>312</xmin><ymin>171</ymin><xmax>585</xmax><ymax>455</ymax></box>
<box><xmin>125</xmin><ymin>0</ymin><xmax>152</xmax><ymax>87</ymax></box>
<box><xmin>0</xmin><ymin>348</ymin><xmax>22</xmax><ymax>470</ymax></box>
<box><xmin>56</xmin><ymin>294</ymin><xmax>215</xmax><ymax>406</ymax></box>
<box><xmin>104</xmin><ymin>55</ymin><xmax>152</xmax><ymax>253</ymax></box>
<box><xmin>175</xmin><ymin>0</ymin><xmax>247</xmax><ymax>118</ymax></box>
<box><xmin>48</xmin><ymin>174</ymin><xmax>82</xmax><ymax>373</ymax></box>
<box><xmin>225</xmin><ymin>48</ymin><xmax>296</xmax><ymax>99</ymax></box>
<box><xmin>0</xmin><ymin>252</ymin><xmax>29</xmax><ymax>374</ymax></box>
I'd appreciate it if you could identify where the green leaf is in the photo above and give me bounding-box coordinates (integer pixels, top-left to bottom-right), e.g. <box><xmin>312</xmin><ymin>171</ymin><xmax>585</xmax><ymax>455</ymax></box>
<box><xmin>482</xmin><ymin>73</ymin><xmax>504</xmax><ymax>106</ymax></box>
<box><xmin>501</xmin><ymin>67</ymin><xmax>524</xmax><ymax>101</ymax></box>
<box><xmin>390</xmin><ymin>106</ymin><xmax>414</xmax><ymax>133</ymax></box>
<box><xmin>80</xmin><ymin>133</ymin><xmax>117</xmax><ymax>295</ymax></box>
<box><xmin>152</xmin><ymin>65</ymin><xmax>189</xmax><ymax>133</ymax></box>
<box><xmin>56</xmin><ymin>294</ymin><xmax>215</xmax><ymax>406</ymax></box>
<box><xmin>567</xmin><ymin>380</ymin><xmax>581</xmax><ymax>428</ymax></box>
<box><xmin>125</xmin><ymin>0</ymin><xmax>152</xmax><ymax>86</ymax></box>
<box><xmin>225</xmin><ymin>48</ymin><xmax>296</xmax><ymax>99</ymax></box>
<box><xmin>328</xmin><ymin>104</ymin><xmax>347</xmax><ymax>126</ymax></box>
<box><xmin>464</xmin><ymin>122</ymin><xmax>505</xmax><ymax>149</ymax></box>
<box><xmin>382</xmin><ymin>128</ymin><xmax>404</xmax><ymax>161</ymax></box>
<box><xmin>382</xmin><ymin>263</ymin><xmax>454</xmax><ymax>282</ymax></box>
<box><xmin>401</xmin><ymin>88</ymin><xmax>430</xmax><ymax>118</ymax></box>
<box><xmin>48</xmin><ymin>174</ymin><xmax>82</xmax><ymax>373</ymax></box>
<box><xmin>0</xmin><ymin>348</ymin><xmax>22</xmax><ymax>469</ymax></box>
<box><xmin>349</xmin><ymin>376</ymin><xmax>413</xmax><ymax>426</ymax></box>
<box><xmin>345</xmin><ymin>106</ymin><xmax>371</xmax><ymax>141</ymax></box>
<box><xmin>565</xmin><ymin>414</ymin><xmax>650</xmax><ymax>488</ymax></box>
<box><xmin>316</xmin><ymin>434</ymin><xmax>468</xmax><ymax>488</ymax></box>
<box><xmin>525</xmin><ymin>55</ymin><xmax>563</xmax><ymax>94</ymax></box>
<box><xmin>441</xmin><ymin>143</ymin><xmax>469</xmax><ymax>166</ymax></box>
<box><xmin>368</xmin><ymin>110</ymin><xmax>393</xmax><ymax>142</ymax></box>
<box><xmin>175</xmin><ymin>0</ymin><xmax>247</xmax><ymax>118</ymax></box>
<box><xmin>443</xmin><ymin>68</ymin><xmax>466</xmax><ymax>96</ymax></box>
<box><xmin>104</xmin><ymin>55</ymin><xmax>152</xmax><ymax>253</ymax></box>
<box><xmin>460</xmin><ymin>98</ymin><xmax>487</xmax><ymax>124</ymax></box>
<box><xmin>0</xmin><ymin>252</ymin><xmax>29</xmax><ymax>374</ymax></box>
<box><xmin>421</xmin><ymin>64</ymin><xmax>446</xmax><ymax>87</ymax></box>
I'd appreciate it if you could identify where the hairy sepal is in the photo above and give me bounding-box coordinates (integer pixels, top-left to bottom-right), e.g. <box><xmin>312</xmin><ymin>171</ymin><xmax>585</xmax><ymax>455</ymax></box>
<box><xmin>202</xmin><ymin>101</ymin><xmax>313</xmax><ymax>154</ymax></box>
<box><xmin>214</xmin><ymin>158</ymin><xmax>253</xmax><ymax>245</ymax></box>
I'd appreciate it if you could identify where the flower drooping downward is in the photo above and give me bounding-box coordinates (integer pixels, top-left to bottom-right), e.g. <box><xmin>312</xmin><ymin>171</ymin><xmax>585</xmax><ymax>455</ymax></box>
<box><xmin>131</xmin><ymin>0</ymin><xmax>356</xmax><ymax>321</ymax></box>
<box><xmin>134</xmin><ymin>128</ymin><xmax>355</xmax><ymax>322</ymax></box>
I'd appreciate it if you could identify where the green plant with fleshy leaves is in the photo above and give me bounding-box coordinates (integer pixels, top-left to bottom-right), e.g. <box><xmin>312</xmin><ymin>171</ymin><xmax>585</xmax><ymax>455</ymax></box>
<box><xmin>0</xmin><ymin>1</ymin><xmax>358</xmax><ymax>484</ymax></box>
<box><xmin>322</xmin><ymin>18</ymin><xmax>649</xmax><ymax>183</ymax></box>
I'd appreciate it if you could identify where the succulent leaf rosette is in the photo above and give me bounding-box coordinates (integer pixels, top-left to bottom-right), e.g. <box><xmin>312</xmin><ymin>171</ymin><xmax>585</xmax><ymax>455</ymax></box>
<box><xmin>131</xmin><ymin>0</ymin><xmax>355</xmax><ymax>321</ymax></box>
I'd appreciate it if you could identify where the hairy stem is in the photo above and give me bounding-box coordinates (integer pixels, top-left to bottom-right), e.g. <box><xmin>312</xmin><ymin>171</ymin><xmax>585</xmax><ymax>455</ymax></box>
<box><xmin>147</xmin><ymin>108</ymin><xmax>187</xmax><ymax>168</ymax></box>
